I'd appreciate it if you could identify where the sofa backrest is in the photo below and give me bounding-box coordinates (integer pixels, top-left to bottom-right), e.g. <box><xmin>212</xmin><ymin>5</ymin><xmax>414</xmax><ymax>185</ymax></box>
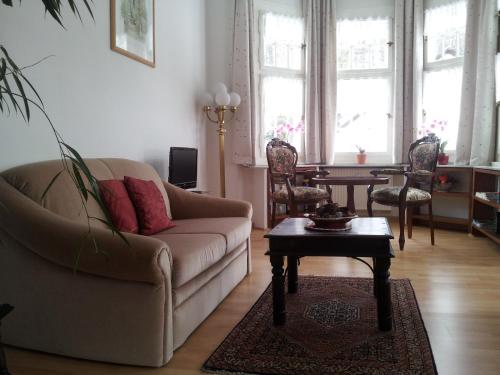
<box><xmin>1</xmin><ymin>158</ymin><xmax>172</xmax><ymax>229</ymax></box>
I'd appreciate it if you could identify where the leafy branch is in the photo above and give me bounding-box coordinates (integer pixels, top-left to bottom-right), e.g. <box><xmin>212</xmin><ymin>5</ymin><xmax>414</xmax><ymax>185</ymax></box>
<box><xmin>1</xmin><ymin>0</ymin><xmax>128</xmax><ymax>263</ymax></box>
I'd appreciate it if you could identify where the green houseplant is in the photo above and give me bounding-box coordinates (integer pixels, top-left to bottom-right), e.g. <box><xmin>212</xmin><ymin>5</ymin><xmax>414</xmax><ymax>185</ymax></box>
<box><xmin>1</xmin><ymin>0</ymin><xmax>126</xmax><ymax>254</ymax></box>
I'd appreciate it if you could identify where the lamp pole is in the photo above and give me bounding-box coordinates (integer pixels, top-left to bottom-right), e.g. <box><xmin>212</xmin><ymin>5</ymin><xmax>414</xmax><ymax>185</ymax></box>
<box><xmin>202</xmin><ymin>84</ymin><xmax>240</xmax><ymax>198</ymax></box>
<box><xmin>203</xmin><ymin>105</ymin><xmax>237</xmax><ymax>198</ymax></box>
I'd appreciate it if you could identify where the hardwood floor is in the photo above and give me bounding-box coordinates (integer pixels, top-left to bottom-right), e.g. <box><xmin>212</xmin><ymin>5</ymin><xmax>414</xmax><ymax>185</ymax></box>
<box><xmin>5</xmin><ymin>223</ymin><xmax>500</xmax><ymax>375</ymax></box>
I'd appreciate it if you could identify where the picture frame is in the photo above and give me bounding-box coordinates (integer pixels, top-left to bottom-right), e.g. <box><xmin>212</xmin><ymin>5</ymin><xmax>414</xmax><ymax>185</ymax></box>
<box><xmin>110</xmin><ymin>0</ymin><xmax>156</xmax><ymax>67</ymax></box>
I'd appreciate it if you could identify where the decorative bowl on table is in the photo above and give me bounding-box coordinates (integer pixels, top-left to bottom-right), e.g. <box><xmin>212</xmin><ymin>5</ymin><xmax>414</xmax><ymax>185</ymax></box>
<box><xmin>305</xmin><ymin>203</ymin><xmax>358</xmax><ymax>230</ymax></box>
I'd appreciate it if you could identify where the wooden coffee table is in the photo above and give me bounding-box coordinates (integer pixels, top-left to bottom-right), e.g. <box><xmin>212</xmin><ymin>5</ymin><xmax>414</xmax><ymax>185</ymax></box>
<box><xmin>264</xmin><ymin>217</ymin><xmax>394</xmax><ymax>331</ymax></box>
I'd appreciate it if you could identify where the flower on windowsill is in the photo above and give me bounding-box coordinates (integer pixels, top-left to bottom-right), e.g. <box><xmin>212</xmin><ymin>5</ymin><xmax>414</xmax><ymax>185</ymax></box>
<box><xmin>264</xmin><ymin>116</ymin><xmax>305</xmax><ymax>143</ymax></box>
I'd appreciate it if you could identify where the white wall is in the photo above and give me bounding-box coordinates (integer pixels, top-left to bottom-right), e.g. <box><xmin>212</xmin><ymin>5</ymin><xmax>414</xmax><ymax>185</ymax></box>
<box><xmin>0</xmin><ymin>0</ymin><xmax>207</xmax><ymax>186</ymax></box>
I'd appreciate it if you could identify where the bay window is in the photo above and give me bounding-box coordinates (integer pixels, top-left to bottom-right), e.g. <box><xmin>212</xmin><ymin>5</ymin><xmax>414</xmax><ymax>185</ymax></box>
<box><xmin>421</xmin><ymin>0</ymin><xmax>466</xmax><ymax>152</ymax></box>
<box><xmin>258</xmin><ymin>12</ymin><xmax>305</xmax><ymax>160</ymax></box>
<box><xmin>335</xmin><ymin>17</ymin><xmax>394</xmax><ymax>163</ymax></box>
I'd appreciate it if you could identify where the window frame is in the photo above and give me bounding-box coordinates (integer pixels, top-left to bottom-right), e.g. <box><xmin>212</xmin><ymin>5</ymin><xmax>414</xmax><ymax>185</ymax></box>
<box><xmin>421</xmin><ymin>0</ymin><xmax>466</xmax><ymax>154</ymax></box>
<box><xmin>256</xmin><ymin>10</ymin><xmax>306</xmax><ymax>163</ymax></box>
<box><xmin>334</xmin><ymin>16</ymin><xmax>395</xmax><ymax>164</ymax></box>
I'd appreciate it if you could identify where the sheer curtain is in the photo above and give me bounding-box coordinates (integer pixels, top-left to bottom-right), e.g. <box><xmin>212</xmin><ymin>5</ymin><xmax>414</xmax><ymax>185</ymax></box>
<box><xmin>394</xmin><ymin>0</ymin><xmax>424</xmax><ymax>162</ymax></box>
<box><xmin>456</xmin><ymin>0</ymin><xmax>497</xmax><ymax>165</ymax></box>
<box><xmin>232</xmin><ymin>0</ymin><xmax>257</xmax><ymax>166</ymax></box>
<box><xmin>303</xmin><ymin>0</ymin><xmax>337</xmax><ymax>164</ymax></box>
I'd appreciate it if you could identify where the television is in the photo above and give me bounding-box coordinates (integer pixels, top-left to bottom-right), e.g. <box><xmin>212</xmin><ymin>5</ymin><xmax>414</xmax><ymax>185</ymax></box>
<box><xmin>168</xmin><ymin>147</ymin><xmax>198</xmax><ymax>189</ymax></box>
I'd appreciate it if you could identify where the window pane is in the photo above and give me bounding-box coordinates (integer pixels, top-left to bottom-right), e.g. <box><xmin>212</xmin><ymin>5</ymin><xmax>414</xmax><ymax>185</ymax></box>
<box><xmin>262</xmin><ymin>76</ymin><xmax>304</xmax><ymax>153</ymax></box>
<box><xmin>421</xmin><ymin>67</ymin><xmax>462</xmax><ymax>150</ymax></box>
<box><xmin>425</xmin><ymin>1</ymin><xmax>466</xmax><ymax>63</ymax></box>
<box><xmin>263</xmin><ymin>13</ymin><xmax>304</xmax><ymax>70</ymax></box>
<box><xmin>335</xmin><ymin>77</ymin><xmax>391</xmax><ymax>152</ymax></box>
<box><xmin>337</xmin><ymin>18</ymin><xmax>391</xmax><ymax>70</ymax></box>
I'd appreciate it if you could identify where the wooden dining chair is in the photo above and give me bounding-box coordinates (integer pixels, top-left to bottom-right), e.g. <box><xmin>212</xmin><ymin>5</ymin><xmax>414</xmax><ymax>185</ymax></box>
<box><xmin>266</xmin><ymin>138</ymin><xmax>330</xmax><ymax>227</ymax></box>
<box><xmin>367</xmin><ymin>134</ymin><xmax>440</xmax><ymax>250</ymax></box>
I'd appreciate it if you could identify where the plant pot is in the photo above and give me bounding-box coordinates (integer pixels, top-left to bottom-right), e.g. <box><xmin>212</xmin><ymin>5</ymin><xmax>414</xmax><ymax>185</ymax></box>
<box><xmin>437</xmin><ymin>153</ymin><xmax>449</xmax><ymax>165</ymax></box>
<box><xmin>356</xmin><ymin>153</ymin><xmax>367</xmax><ymax>164</ymax></box>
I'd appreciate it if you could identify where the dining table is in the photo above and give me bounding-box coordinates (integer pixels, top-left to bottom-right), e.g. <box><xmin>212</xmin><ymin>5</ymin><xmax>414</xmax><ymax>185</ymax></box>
<box><xmin>311</xmin><ymin>175</ymin><xmax>390</xmax><ymax>213</ymax></box>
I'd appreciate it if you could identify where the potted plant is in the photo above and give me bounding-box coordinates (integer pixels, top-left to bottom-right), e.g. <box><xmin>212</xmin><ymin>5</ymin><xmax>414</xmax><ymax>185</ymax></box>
<box><xmin>355</xmin><ymin>145</ymin><xmax>366</xmax><ymax>164</ymax></box>
<box><xmin>437</xmin><ymin>141</ymin><xmax>449</xmax><ymax>165</ymax></box>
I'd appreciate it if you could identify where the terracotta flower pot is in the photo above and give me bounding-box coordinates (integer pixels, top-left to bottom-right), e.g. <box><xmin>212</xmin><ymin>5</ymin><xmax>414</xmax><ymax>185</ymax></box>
<box><xmin>437</xmin><ymin>153</ymin><xmax>449</xmax><ymax>165</ymax></box>
<box><xmin>356</xmin><ymin>153</ymin><xmax>367</xmax><ymax>164</ymax></box>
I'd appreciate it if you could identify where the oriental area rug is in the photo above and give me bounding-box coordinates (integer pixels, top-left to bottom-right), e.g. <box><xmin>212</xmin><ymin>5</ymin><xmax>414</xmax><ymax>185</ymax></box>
<box><xmin>203</xmin><ymin>276</ymin><xmax>437</xmax><ymax>375</ymax></box>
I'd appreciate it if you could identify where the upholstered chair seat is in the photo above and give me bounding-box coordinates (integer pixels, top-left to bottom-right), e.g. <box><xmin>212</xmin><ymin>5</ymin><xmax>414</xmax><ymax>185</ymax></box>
<box><xmin>371</xmin><ymin>187</ymin><xmax>431</xmax><ymax>205</ymax></box>
<box><xmin>273</xmin><ymin>186</ymin><xmax>330</xmax><ymax>204</ymax></box>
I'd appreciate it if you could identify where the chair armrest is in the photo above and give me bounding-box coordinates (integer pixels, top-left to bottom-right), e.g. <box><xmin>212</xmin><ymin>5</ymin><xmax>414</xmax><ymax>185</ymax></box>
<box><xmin>0</xmin><ymin>177</ymin><xmax>170</xmax><ymax>285</ymax></box>
<box><xmin>404</xmin><ymin>170</ymin><xmax>435</xmax><ymax>177</ymax></box>
<box><xmin>163</xmin><ymin>181</ymin><xmax>252</xmax><ymax>220</ymax></box>
<box><xmin>270</xmin><ymin>172</ymin><xmax>294</xmax><ymax>179</ymax></box>
<box><xmin>296</xmin><ymin>169</ymin><xmax>329</xmax><ymax>177</ymax></box>
<box><xmin>370</xmin><ymin>168</ymin><xmax>406</xmax><ymax>176</ymax></box>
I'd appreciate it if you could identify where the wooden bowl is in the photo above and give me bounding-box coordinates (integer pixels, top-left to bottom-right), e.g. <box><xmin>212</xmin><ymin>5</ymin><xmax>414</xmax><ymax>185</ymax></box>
<box><xmin>307</xmin><ymin>208</ymin><xmax>358</xmax><ymax>229</ymax></box>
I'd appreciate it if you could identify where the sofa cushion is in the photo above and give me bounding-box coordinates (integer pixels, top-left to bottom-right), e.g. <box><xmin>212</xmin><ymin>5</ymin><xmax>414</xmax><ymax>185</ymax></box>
<box><xmin>99</xmin><ymin>159</ymin><xmax>172</xmax><ymax>219</ymax></box>
<box><xmin>164</xmin><ymin>217</ymin><xmax>251</xmax><ymax>253</ymax></box>
<box><xmin>98</xmin><ymin>179</ymin><xmax>139</xmax><ymax>233</ymax></box>
<box><xmin>152</xmin><ymin>233</ymin><xmax>227</xmax><ymax>288</ymax></box>
<box><xmin>124</xmin><ymin>176</ymin><xmax>175</xmax><ymax>235</ymax></box>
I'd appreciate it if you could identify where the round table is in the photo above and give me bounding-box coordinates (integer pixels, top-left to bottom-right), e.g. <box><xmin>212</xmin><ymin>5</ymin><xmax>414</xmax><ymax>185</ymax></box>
<box><xmin>311</xmin><ymin>176</ymin><xmax>389</xmax><ymax>213</ymax></box>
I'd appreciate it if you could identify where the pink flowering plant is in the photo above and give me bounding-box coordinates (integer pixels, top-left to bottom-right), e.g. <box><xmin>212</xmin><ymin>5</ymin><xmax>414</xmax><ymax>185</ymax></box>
<box><xmin>418</xmin><ymin>119</ymin><xmax>448</xmax><ymax>152</ymax></box>
<box><xmin>265</xmin><ymin>115</ymin><xmax>305</xmax><ymax>143</ymax></box>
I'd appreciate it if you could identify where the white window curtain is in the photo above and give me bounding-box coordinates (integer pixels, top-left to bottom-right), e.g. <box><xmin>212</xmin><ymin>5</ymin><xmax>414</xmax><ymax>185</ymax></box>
<box><xmin>303</xmin><ymin>0</ymin><xmax>337</xmax><ymax>164</ymax></box>
<box><xmin>394</xmin><ymin>0</ymin><xmax>424</xmax><ymax>163</ymax></box>
<box><xmin>456</xmin><ymin>0</ymin><xmax>497</xmax><ymax>166</ymax></box>
<box><xmin>232</xmin><ymin>0</ymin><xmax>257</xmax><ymax>166</ymax></box>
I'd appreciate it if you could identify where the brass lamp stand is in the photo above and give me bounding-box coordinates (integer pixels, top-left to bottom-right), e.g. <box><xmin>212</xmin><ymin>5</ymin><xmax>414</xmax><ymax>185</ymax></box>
<box><xmin>203</xmin><ymin>105</ymin><xmax>238</xmax><ymax>198</ymax></box>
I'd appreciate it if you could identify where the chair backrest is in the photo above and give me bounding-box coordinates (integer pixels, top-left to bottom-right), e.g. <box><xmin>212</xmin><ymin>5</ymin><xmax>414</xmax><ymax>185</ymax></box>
<box><xmin>266</xmin><ymin>138</ymin><xmax>298</xmax><ymax>188</ymax></box>
<box><xmin>408</xmin><ymin>133</ymin><xmax>440</xmax><ymax>190</ymax></box>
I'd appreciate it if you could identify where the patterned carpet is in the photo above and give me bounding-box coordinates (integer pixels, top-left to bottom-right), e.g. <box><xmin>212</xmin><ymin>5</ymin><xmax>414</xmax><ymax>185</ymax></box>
<box><xmin>203</xmin><ymin>276</ymin><xmax>437</xmax><ymax>375</ymax></box>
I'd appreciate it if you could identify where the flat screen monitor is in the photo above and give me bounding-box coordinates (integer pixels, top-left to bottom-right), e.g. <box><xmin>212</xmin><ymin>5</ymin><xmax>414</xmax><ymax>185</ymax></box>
<box><xmin>168</xmin><ymin>147</ymin><xmax>198</xmax><ymax>189</ymax></box>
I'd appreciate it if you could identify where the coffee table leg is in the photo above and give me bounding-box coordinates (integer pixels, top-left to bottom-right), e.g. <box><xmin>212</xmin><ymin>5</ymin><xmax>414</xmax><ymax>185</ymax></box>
<box><xmin>372</xmin><ymin>257</ymin><xmax>378</xmax><ymax>297</ymax></box>
<box><xmin>271</xmin><ymin>255</ymin><xmax>286</xmax><ymax>325</ymax></box>
<box><xmin>287</xmin><ymin>256</ymin><xmax>298</xmax><ymax>294</ymax></box>
<box><xmin>374</xmin><ymin>257</ymin><xmax>392</xmax><ymax>331</ymax></box>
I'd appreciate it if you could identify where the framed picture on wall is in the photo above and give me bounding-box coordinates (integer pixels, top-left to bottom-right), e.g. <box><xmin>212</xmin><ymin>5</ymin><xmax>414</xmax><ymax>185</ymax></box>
<box><xmin>110</xmin><ymin>0</ymin><xmax>155</xmax><ymax>67</ymax></box>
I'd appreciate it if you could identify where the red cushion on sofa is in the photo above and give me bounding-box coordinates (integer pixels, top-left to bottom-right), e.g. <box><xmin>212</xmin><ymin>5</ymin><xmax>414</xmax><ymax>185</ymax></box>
<box><xmin>124</xmin><ymin>176</ymin><xmax>175</xmax><ymax>235</ymax></box>
<box><xmin>98</xmin><ymin>179</ymin><xmax>139</xmax><ymax>234</ymax></box>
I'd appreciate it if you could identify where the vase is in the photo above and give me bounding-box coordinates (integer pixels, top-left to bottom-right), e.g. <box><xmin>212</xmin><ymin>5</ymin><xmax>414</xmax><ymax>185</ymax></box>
<box><xmin>356</xmin><ymin>153</ymin><xmax>367</xmax><ymax>164</ymax></box>
<box><xmin>437</xmin><ymin>153</ymin><xmax>449</xmax><ymax>165</ymax></box>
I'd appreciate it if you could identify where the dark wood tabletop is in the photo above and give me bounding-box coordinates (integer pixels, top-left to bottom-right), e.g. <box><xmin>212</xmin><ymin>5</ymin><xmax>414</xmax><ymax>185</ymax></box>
<box><xmin>265</xmin><ymin>217</ymin><xmax>393</xmax><ymax>239</ymax></box>
<box><xmin>311</xmin><ymin>176</ymin><xmax>390</xmax><ymax>185</ymax></box>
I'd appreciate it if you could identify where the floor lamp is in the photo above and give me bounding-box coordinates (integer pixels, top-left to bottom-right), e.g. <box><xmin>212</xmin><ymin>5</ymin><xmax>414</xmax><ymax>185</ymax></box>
<box><xmin>203</xmin><ymin>83</ymin><xmax>240</xmax><ymax>198</ymax></box>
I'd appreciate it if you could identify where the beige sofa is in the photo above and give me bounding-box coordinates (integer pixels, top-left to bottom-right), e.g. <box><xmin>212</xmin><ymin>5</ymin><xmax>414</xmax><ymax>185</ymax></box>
<box><xmin>0</xmin><ymin>158</ymin><xmax>252</xmax><ymax>367</ymax></box>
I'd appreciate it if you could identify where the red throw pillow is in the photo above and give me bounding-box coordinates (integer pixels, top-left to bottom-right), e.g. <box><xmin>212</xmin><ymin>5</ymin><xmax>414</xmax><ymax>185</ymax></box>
<box><xmin>124</xmin><ymin>176</ymin><xmax>175</xmax><ymax>235</ymax></box>
<box><xmin>98</xmin><ymin>180</ymin><xmax>139</xmax><ymax>234</ymax></box>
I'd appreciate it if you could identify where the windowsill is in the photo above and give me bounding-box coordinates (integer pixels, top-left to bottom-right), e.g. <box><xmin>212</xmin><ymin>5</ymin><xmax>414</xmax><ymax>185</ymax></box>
<box><xmin>247</xmin><ymin>163</ymin><xmax>407</xmax><ymax>169</ymax></box>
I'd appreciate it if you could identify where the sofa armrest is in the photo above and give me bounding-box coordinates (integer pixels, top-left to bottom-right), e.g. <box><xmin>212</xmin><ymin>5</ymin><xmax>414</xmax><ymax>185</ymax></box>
<box><xmin>163</xmin><ymin>181</ymin><xmax>252</xmax><ymax>220</ymax></box>
<box><xmin>0</xmin><ymin>177</ymin><xmax>170</xmax><ymax>285</ymax></box>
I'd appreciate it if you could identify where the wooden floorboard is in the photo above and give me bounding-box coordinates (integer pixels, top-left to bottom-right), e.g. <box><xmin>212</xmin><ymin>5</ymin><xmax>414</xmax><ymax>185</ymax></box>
<box><xmin>4</xmin><ymin>223</ymin><xmax>500</xmax><ymax>375</ymax></box>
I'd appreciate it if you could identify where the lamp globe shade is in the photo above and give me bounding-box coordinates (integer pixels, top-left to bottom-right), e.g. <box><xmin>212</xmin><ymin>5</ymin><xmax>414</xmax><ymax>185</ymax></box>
<box><xmin>229</xmin><ymin>92</ymin><xmax>241</xmax><ymax>106</ymax></box>
<box><xmin>215</xmin><ymin>91</ymin><xmax>231</xmax><ymax>106</ymax></box>
<box><xmin>213</xmin><ymin>82</ymin><xmax>227</xmax><ymax>95</ymax></box>
<box><xmin>202</xmin><ymin>92</ymin><xmax>214</xmax><ymax>106</ymax></box>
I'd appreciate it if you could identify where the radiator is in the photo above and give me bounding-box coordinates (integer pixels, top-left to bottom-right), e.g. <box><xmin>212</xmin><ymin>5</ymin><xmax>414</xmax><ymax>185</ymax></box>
<box><xmin>322</xmin><ymin>168</ymin><xmax>394</xmax><ymax>212</ymax></box>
